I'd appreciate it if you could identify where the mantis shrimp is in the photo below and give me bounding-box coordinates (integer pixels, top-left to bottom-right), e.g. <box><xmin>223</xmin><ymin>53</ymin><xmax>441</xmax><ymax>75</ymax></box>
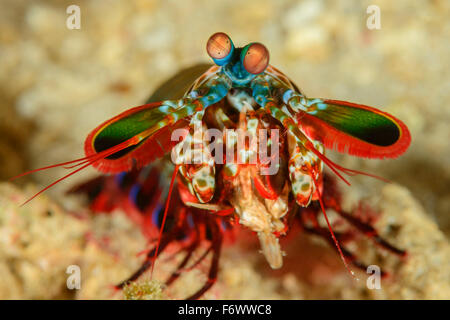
<box><xmin>15</xmin><ymin>32</ymin><xmax>411</xmax><ymax>299</ymax></box>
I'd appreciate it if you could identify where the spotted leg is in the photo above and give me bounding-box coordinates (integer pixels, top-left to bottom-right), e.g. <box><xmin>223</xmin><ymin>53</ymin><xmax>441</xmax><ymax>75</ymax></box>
<box><xmin>143</xmin><ymin>72</ymin><xmax>232</xmax><ymax>139</ymax></box>
<box><xmin>251</xmin><ymin>77</ymin><xmax>361</xmax><ymax>274</ymax></box>
<box><xmin>250</xmin><ymin>76</ymin><xmax>351</xmax><ymax>186</ymax></box>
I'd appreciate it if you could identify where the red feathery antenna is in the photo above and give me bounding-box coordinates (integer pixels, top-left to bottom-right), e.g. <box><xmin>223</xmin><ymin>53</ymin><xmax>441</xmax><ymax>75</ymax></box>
<box><xmin>311</xmin><ymin>174</ymin><xmax>358</xmax><ymax>280</ymax></box>
<box><xmin>150</xmin><ymin>164</ymin><xmax>180</xmax><ymax>279</ymax></box>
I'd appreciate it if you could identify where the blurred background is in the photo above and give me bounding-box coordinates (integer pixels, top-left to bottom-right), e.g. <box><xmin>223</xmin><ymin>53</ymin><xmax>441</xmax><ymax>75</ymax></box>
<box><xmin>0</xmin><ymin>0</ymin><xmax>448</xmax><ymax>299</ymax></box>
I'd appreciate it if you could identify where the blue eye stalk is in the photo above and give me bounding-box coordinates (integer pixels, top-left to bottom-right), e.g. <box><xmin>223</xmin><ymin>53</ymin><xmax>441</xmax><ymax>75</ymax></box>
<box><xmin>212</xmin><ymin>42</ymin><xmax>234</xmax><ymax>66</ymax></box>
<box><xmin>206</xmin><ymin>33</ymin><xmax>270</xmax><ymax>86</ymax></box>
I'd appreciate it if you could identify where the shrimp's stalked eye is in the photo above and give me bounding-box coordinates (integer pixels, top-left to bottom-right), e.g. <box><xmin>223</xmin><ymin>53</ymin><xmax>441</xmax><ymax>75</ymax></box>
<box><xmin>241</xmin><ymin>43</ymin><xmax>270</xmax><ymax>74</ymax></box>
<box><xmin>206</xmin><ymin>32</ymin><xmax>234</xmax><ymax>66</ymax></box>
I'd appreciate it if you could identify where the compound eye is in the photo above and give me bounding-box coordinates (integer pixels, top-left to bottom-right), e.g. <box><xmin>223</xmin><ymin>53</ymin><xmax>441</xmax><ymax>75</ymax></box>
<box><xmin>206</xmin><ymin>32</ymin><xmax>234</xmax><ymax>64</ymax></box>
<box><xmin>242</xmin><ymin>43</ymin><xmax>270</xmax><ymax>74</ymax></box>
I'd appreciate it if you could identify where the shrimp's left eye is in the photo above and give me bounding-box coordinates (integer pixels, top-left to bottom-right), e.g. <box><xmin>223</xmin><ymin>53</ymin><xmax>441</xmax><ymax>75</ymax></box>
<box><xmin>206</xmin><ymin>32</ymin><xmax>234</xmax><ymax>66</ymax></box>
<box><xmin>242</xmin><ymin>43</ymin><xmax>270</xmax><ymax>74</ymax></box>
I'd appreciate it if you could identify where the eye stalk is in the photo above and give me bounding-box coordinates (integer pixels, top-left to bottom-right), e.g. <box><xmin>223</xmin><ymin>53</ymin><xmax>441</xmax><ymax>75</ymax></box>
<box><xmin>241</xmin><ymin>43</ymin><xmax>270</xmax><ymax>74</ymax></box>
<box><xmin>206</xmin><ymin>32</ymin><xmax>234</xmax><ymax>66</ymax></box>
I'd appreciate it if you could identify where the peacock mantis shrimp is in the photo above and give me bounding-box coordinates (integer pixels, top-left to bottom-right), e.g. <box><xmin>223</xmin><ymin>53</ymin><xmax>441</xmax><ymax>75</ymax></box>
<box><xmin>14</xmin><ymin>32</ymin><xmax>411</xmax><ymax>299</ymax></box>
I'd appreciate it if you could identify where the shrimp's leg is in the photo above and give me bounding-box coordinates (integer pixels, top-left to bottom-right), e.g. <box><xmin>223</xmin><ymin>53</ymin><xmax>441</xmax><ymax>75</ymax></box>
<box><xmin>300</xmin><ymin>205</ymin><xmax>388</xmax><ymax>277</ymax></box>
<box><xmin>115</xmin><ymin>227</ymin><xmax>181</xmax><ymax>289</ymax></box>
<box><xmin>320</xmin><ymin>176</ymin><xmax>406</xmax><ymax>257</ymax></box>
<box><xmin>250</xmin><ymin>76</ymin><xmax>351</xmax><ymax>186</ymax></box>
<box><xmin>165</xmin><ymin>238</ymin><xmax>199</xmax><ymax>286</ymax></box>
<box><xmin>186</xmin><ymin>219</ymin><xmax>223</xmax><ymax>300</ymax></box>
